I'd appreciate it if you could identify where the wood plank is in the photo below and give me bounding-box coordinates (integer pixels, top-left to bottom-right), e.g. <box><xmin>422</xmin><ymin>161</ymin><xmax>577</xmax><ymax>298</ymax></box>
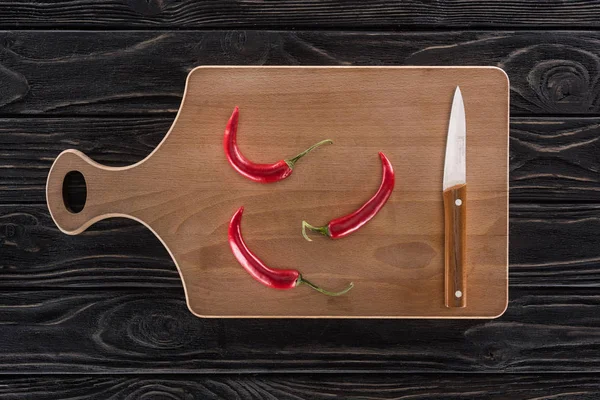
<box><xmin>1</xmin><ymin>374</ymin><xmax>599</xmax><ymax>399</ymax></box>
<box><xmin>3</xmin><ymin>203</ymin><xmax>599</xmax><ymax>289</ymax></box>
<box><xmin>0</xmin><ymin>205</ymin><xmax>176</xmax><ymax>288</ymax></box>
<box><xmin>0</xmin><ymin>31</ymin><xmax>600</xmax><ymax>116</ymax></box>
<box><xmin>511</xmin><ymin>118</ymin><xmax>600</xmax><ymax>201</ymax></box>
<box><xmin>0</xmin><ymin>1</ymin><xmax>599</xmax><ymax>29</ymax></box>
<box><xmin>510</xmin><ymin>203</ymin><xmax>600</xmax><ymax>287</ymax></box>
<box><xmin>0</xmin><ymin>287</ymin><xmax>598</xmax><ymax>373</ymax></box>
<box><xmin>3</xmin><ymin>116</ymin><xmax>600</xmax><ymax>205</ymax></box>
<box><xmin>0</xmin><ymin>117</ymin><xmax>167</xmax><ymax>204</ymax></box>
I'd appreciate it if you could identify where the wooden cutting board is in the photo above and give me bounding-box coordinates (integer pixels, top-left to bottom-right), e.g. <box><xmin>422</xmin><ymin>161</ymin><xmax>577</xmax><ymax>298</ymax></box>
<box><xmin>46</xmin><ymin>66</ymin><xmax>509</xmax><ymax>318</ymax></box>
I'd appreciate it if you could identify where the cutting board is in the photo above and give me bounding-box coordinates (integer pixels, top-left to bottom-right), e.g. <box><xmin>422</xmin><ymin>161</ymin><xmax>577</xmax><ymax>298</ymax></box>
<box><xmin>46</xmin><ymin>66</ymin><xmax>509</xmax><ymax>318</ymax></box>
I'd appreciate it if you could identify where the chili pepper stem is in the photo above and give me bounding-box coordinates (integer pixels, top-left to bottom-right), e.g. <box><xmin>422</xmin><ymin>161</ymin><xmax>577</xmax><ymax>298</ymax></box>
<box><xmin>285</xmin><ymin>139</ymin><xmax>333</xmax><ymax>169</ymax></box>
<box><xmin>297</xmin><ymin>276</ymin><xmax>354</xmax><ymax>296</ymax></box>
<box><xmin>302</xmin><ymin>221</ymin><xmax>330</xmax><ymax>242</ymax></box>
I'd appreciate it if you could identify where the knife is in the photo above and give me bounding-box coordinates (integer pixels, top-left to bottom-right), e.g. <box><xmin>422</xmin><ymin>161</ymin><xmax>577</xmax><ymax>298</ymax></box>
<box><xmin>443</xmin><ymin>86</ymin><xmax>467</xmax><ymax>308</ymax></box>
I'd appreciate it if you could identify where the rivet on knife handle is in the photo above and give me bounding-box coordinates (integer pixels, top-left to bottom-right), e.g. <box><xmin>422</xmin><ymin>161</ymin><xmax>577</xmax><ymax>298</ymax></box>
<box><xmin>444</xmin><ymin>183</ymin><xmax>466</xmax><ymax>308</ymax></box>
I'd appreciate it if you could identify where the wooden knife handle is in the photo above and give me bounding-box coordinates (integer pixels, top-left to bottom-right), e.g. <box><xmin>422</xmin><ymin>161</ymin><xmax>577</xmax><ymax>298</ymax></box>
<box><xmin>443</xmin><ymin>184</ymin><xmax>467</xmax><ymax>308</ymax></box>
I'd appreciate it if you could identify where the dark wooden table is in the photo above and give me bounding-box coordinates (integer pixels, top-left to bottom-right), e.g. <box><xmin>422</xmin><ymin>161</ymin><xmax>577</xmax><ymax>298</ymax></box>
<box><xmin>1</xmin><ymin>1</ymin><xmax>600</xmax><ymax>398</ymax></box>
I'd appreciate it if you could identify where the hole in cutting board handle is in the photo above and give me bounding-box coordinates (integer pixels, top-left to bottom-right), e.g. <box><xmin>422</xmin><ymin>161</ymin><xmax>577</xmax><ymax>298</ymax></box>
<box><xmin>62</xmin><ymin>171</ymin><xmax>87</xmax><ymax>214</ymax></box>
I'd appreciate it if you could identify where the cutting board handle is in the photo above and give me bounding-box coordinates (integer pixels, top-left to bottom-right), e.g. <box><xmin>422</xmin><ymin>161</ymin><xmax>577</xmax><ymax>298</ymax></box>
<box><xmin>46</xmin><ymin>149</ymin><xmax>135</xmax><ymax>235</ymax></box>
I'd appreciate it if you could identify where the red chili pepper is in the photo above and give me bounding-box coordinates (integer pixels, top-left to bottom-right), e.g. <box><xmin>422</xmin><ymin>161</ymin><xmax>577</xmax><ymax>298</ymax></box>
<box><xmin>224</xmin><ymin>107</ymin><xmax>333</xmax><ymax>183</ymax></box>
<box><xmin>228</xmin><ymin>206</ymin><xmax>354</xmax><ymax>296</ymax></box>
<box><xmin>302</xmin><ymin>152</ymin><xmax>395</xmax><ymax>241</ymax></box>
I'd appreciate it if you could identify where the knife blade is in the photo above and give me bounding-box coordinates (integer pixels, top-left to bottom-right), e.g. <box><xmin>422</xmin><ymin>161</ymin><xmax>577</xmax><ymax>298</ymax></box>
<box><xmin>443</xmin><ymin>86</ymin><xmax>467</xmax><ymax>308</ymax></box>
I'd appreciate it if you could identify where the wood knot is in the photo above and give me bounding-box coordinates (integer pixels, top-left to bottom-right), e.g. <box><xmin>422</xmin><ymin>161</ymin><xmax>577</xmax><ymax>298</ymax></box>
<box><xmin>221</xmin><ymin>31</ymin><xmax>271</xmax><ymax>63</ymax></box>
<box><xmin>95</xmin><ymin>297</ymin><xmax>219</xmax><ymax>354</ymax></box>
<box><xmin>0</xmin><ymin>223</ymin><xmax>17</xmax><ymax>239</ymax></box>
<box><xmin>120</xmin><ymin>382</ymin><xmax>195</xmax><ymax>399</ymax></box>
<box><xmin>502</xmin><ymin>43</ymin><xmax>599</xmax><ymax>113</ymax></box>
<box><xmin>126</xmin><ymin>0</ymin><xmax>171</xmax><ymax>16</ymax></box>
<box><xmin>0</xmin><ymin>213</ymin><xmax>40</xmax><ymax>252</ymax></box>
<box><xmin>529</xmin><ymin>59</ymin><xmax>591</xmax><ymax>111</ymax></box>
<box><xmin>128</xmin><ymin>309</ymin><xmax>193</xmax><ymax>350</ymax></box>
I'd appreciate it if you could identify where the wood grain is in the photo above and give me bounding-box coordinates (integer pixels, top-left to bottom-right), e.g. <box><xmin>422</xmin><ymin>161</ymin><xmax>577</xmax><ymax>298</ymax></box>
<box><xmin>1</xmin><ymin>31</ymin><xmax>600</xmax><ymax>116</ymax></box>
<box><xmin>2</xmin><ymin>203</ymin><xmax>598</xmax><ymax>289</ymax></box>
<box><xmin>1</xmin><ymin>374</ymin><xmax>599</xmax><ymax>399</ymax></box>
<box><xmin>4</xmin><ymin>116</ymin><xmax>600</xmax><ymax>204</ymax></box>
<box><xmin>0</xmin><ymin>117</ymin><xmax>168</xmax><ymax>204</ymax></box>
<box><xmin>0</xmin><ymin>287</ymin><xmax>597</xmax><ymax>373</ymax></box>
<box><xmin>44</xmin><ymin>66</ymin><xmax>509</xmax><ymax>318</ymax></box>
<box><xmin>510</xmin><ymin>203</ymin><xmax>600</xmax><ymax>287</ymax></box>
<box><xmin>1</xmin><ymin>1</ymin><xmax>600</xmax><ymax>29</ymax></box>
<box><xmin>444</xmin><ymin>184</ymin><xmax>467</xmax><ymax>308</ymax></box>
<box><xmin>0</xmin><ymin>0</ymin><xmax>598</xmax><ymax>392</ymax></box>
<box><xmin>511</xmin><ymin>118</ymin><xmax>600</xmax><ymax>202</ymax></box>
<box><xmin>0</xmin><ymin>205</ymin><xmax>177</xmax><ymax>288</ymax></box>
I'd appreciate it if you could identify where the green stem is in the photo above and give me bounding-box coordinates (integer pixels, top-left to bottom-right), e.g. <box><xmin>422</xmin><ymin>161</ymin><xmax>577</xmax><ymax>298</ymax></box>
<box><xmin>298</xmin><ymin>276</ymin><xmax>354</xmax><ymax>296</ymax></box>
<box><xmin>302</xmin><ymin>221</ymin><xmax>330</xmax><ymax>242</ymax></box>
<box><xmin>285</xmin><ymin>139</ymin><xmax>333</xmax><ymax>169</ymax></box>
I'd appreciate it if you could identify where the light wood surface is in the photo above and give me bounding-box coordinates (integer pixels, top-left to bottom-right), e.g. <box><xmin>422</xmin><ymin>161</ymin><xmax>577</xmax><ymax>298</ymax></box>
<box><xmin>46</xmin><ymin>66</ymin><xmax>509</xmax><ymax>318</ymax></box>
<box><xmin>444</xmin><ymin>184</ymin><xmax>467</xmax><ymax>308</ymax></box>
